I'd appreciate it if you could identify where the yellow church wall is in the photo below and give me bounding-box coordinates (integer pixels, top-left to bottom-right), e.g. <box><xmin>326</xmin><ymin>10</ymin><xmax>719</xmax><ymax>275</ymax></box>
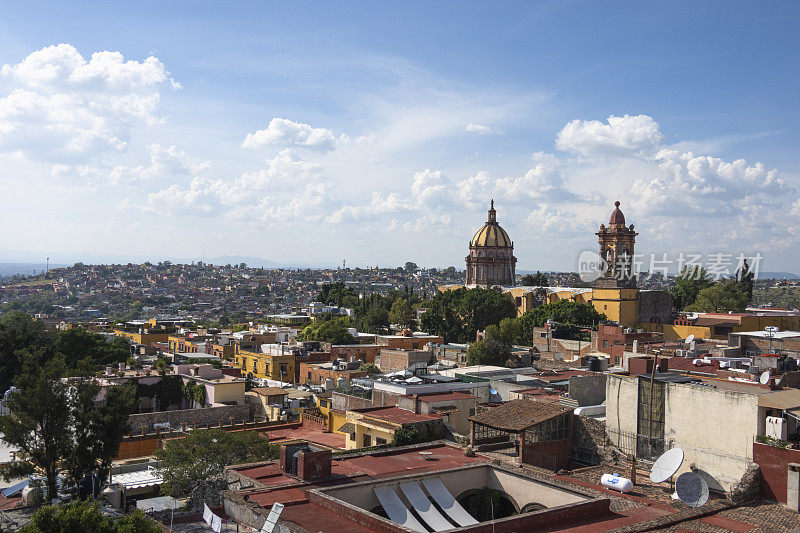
<box><xmin>591</xmin><ymin>287</ymin><xmax>638</xmax><ymax>325</ymax></box>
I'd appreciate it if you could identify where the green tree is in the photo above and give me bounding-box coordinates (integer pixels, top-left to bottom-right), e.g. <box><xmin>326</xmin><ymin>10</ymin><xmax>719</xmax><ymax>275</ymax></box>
<box><xmin>361</xmin><ymin>307</ymin><xmax>390</xmax><ymax>334</ymax></box>
<box><xmin>404</xmin><ymin>262</ymin><xmax>419</xmax><ymax>272</ymax></box>
<box><xmin>690</xmin><ymin>280</ymin><xmax>750</xmax><ymax>312</ymax></box>
<box><xmin>670</xmin><ymin>266</ymin><xmax>713</xmax><ymax>310</ymax></box>
<box><xmin>55</xmin><ymin>328</ymin><xmax>130</xmax><ymax>369</ymax></box>
<box><xmin>298</xmin><ymin>319</ymin><xmax>356</xmax><ymax>345</ymax></box>
<box><xmin>20</xmin><ymin>499</ymin><xmax>160</xmax><ymax>533</ymax></box>
<box><xmin>516</xmin><ymin>300</ymin><xmax>605</xmax><ymax>343</ymax></box>
<box><xmin>466</xmin><ymin>338</ymin><xmax>512</xmax><ymax>367</ymax></box>
<box><xmin>66</xmin><ymin>379</ymin><xmax>136</xmax><ymax>485</ymax></box>
<box><xmin>0</xmin><ymin>311</ymin><xmax>55</xmax><ymax>393</ymax></box>
<box><xmin>154</xmin><ymin>429</ymin><xmax>279</xmax><ymax>496</ymax></box>
<box><xmin>389</xmin><ymin>298</ymin><xmax>415</xmax><ymax>329</ymax></box>
<box><xmin>520</xmin><ymin>271</ymin><xmax>548</xmax><ymax>287</ymax></box>
<box><xmin>0</xmin><ymin>356</ymin><xmax>71</xmax><ymax>500</ymax></box>
<box><xmin>358</xmin><ymin>363</ymin><xmax>381</xmax><ymax>375</ymax></box>
<box><xmin>420</xmin><ymin>288</ymin><xmax>516</xmax><ymax>343</ymax></box>
<box><xmin>390</xmin><ymin>427</ymin><xmax>435</xmax><ymax>447</ymax></box>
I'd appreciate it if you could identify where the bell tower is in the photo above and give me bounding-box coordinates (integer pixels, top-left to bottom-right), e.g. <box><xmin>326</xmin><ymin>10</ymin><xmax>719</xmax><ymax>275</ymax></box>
<box><xmin>591</xmin><ymin>201</ymin><xmax>639</xmax><ymax>325</ymax></box>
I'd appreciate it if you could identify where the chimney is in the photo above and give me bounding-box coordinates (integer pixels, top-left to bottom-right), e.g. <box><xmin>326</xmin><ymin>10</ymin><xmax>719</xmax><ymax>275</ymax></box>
<box><xmin>413</xmin><ymin>393</ymin><xmax>420</xmax><ymax>414</ymax></box>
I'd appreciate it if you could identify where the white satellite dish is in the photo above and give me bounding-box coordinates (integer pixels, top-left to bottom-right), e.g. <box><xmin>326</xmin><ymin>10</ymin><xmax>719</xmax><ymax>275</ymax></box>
<box><xmin>760</xmin><ymin>371</ymin><xmax>771</xmax><ymax>385</ymax></box>
<box><xmin>649</xmin><ymin>448</ymin><xmax>684</xmax><ymax>484</ymax></box>
<box><xmin>685</xmin><ymin>334</ymin><xmax>695</xmax><ymax>344</ymax></box>
<box><xmin>489</xmin><ymin>388</ymin><xmax>498</xmax><ymax>395</ymax></box>
<box><xmin>675</xmin><ymin>472</ymin><xmax>709</xmax><ymax>507</ymax></box>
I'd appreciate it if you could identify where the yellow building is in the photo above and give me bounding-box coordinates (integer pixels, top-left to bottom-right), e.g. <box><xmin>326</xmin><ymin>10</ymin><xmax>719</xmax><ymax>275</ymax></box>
<box><xmin>591</xmin><ymin>286</ymin><xmax>639</xmax><ymax>325</ymax></box>
<box><xmin>113</xmin><ymin>329</ymin><xmax>170</xmax><ymax>345</ymax></box>
<box><xmin>641</xmin><ymin>313</ymin><xmax>800</xmax><ymax>341</ymax></box>
<box><xmin>236</xmin><ymin>349</ymin><xmax>296</xmax><ymax>382</ymax></box>
<box><xmin>340</xmin><ymin>407</ymin><xmax>443</xmax><ymax>450</ymax></box>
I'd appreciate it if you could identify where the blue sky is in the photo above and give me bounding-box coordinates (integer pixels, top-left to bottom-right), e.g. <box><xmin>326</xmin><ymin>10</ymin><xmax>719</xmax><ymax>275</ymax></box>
<box><xmin>0</xmin><ymin>1</ymin><xmax>798</xmax><ymax>272</ymax></box>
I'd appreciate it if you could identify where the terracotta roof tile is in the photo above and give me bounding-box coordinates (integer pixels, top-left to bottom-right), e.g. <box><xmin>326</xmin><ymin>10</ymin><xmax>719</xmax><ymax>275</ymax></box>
<box><xmin>468</xmin><ymin>399</ymin><xmax>569</xmax><ymax>431</ymax></box>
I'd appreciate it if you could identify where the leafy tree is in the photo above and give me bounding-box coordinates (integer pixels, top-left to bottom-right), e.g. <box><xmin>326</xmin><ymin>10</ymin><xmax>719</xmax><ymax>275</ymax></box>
<box><xmin>0</xmin><ymin>356</ymin><xmax>71</xmax><ymax>500</ymax></box>
<box><xmin>388</xmin><ymin>298</ymin><xmax>415</xmax><ymax>329</ymax></box>
<box><xmin>20</xmin><ymin>499</ymin><xmax>160</xmax><ymax>533</ymax></box>
<box><xmin>358</xmin><ymin>363</ymin><xmax>381</xmax><ymax>374</ymax></box>
<box><xmin>404</xmin><ymin>262</ymin><xmax>419</xmax><ymax>272</ymax></box>
<box><xmin>670</xmin><ymin>266</ymin><xmax>713</xmax><ymax>310</ymax></box>
<box><xmin>66</xmin><ymin>379</ymin><xmax>136</xmax><ymax>485</ymax></box>
<box><xmin>361</xmin><ymin>307</ymin><xmax>390</xmax><ymax>334</ymax></box>
<box><xmin>154</xmin><ymin>429</ymin><xmax>279</xmax><ymax>496</ymax></box>
<box><xmin>0</xmin><ymin>311</ymin><xmax>55</xmax><ymax>393</ymax></box>
<box><xmin>55</xmin><ymin>328</ymin><xmax>130</xmax><ymax>369</ymax></box>
<box><xmin>420</xmin><ymin>288</ymin><xmax>516</xmax><ymax>343</ymax></box>
<box><xmin>298</xmin><ymin>319</ymin><xmax>356</xmax><ymax>345</ymax></box>
<box><xmin>690</xmin><ymin>280</ymin><xmax>750</xmax><ymax>313</ymax></box>
<box><xmin>516</xmin><ymin>300</ymin><xmax>605</xmax><ymax>344</ymax></box>
<box><xmin>390</xmin><ymin>427</ymin><xmax>435</xmax><ymax>447</ymax></box>
<box><xmin>466</xmin><ymin>338</ymin><xmax>511</xmax><ymax>367</ymax></box>
<box><xmin>520</xmin><ymin>271</ymin><xmax>549</xmax><ymax>287</ymax></box>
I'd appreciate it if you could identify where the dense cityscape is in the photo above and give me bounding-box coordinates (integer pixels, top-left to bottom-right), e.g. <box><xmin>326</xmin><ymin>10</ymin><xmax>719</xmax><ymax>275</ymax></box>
<box><xmin>2</xmin><ymin>3</ymin><xmax>800</xmax><ymax>533</ymax></box>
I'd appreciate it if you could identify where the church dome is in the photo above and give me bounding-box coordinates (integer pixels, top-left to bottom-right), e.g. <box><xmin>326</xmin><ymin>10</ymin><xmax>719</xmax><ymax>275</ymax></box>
<box><xmin>608</xmin><ymin>201</ymin><xmax>626</xmax><ymax>225</ymax></box>
<box><xmin>470</xmin><ymin>200</ymin><xmax>512</xmax><ymax>248</ymax></box>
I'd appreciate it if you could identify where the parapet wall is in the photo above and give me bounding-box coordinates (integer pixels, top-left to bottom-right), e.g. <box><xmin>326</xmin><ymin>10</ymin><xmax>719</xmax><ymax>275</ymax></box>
<box><xmin>128</xmin><ymin>404</ymin><xmax>254</xmax><ymax>432</ymax></box>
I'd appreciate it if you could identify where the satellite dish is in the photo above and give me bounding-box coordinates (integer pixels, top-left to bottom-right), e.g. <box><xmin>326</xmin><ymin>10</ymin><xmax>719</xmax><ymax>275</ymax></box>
<box><xmin>675</xmin><ymin>472</ymin><xmax>709</xmax><ymax>507</ymax></box>
<box><xmin>649</xmin><ymin>448</ymin><xmax>685</xmax><ymax>483</ymax></box>
<box><xmin>760</xmin><ymin>371</ymin><xmax>771</xmax><ymax>385</ymax></box>
<box><xmin>685</xmin><ymin>334</ymin><xmax>695</xmax><ymax>344</ymax></box>
<box><xmin>489</xmin><ymin>388</ymin><xmax>498</xmax><ymax>395</ymax></box>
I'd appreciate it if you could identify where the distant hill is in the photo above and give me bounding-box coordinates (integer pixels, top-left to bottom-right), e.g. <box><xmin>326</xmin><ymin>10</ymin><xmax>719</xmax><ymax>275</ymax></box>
<box><xmin>759</xmin><ymin>272</ymin><xmax>800</xmax><ymax>280</ymax></box>
<box><xmin>0</xmin><ymin>263</ymin><xmax>69</xmax><ymax>277</ymax></box>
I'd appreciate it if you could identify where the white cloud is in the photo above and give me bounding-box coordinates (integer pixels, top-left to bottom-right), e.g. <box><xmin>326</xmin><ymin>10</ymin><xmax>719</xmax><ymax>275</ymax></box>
<box><xmin>242</xmin><ymin>118</ymin><xmax>343</xmax><ymax>150</ymax></box>
<box><xmin>144</xmin><ymin>149</ymin><xmax>340</xmax><ymax>224</ymax></box>
<box><xmin>465</xmin><ymin>123</ymin><xmax>495</xmax><ymax>135</ymax></box>
<box><xmin>524</xmin><ymin>203</ymin><xmax>593</xmax><ymax>234</ymax></box>
<box><xmin>556</xmin><ymin>114</ymin><xmax>663</xmax><ymax>156</ymax></box>
<box><xmin>110</xmin><ymin>144</ymin><xmax>209</xmax><ymax>184</ymax></box>
<box><xmin>0</xmin><ymin>44</ymin><xmax>177</xmax><ymax>162</ymax></box>
<box><xmin>628</xmin><ymin>149</ymin><xmax>787</xmax><ymax>217</ymax></box>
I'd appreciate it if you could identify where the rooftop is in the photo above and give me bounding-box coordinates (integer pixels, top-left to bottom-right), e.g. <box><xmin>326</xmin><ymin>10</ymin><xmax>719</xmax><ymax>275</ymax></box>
<box><xmin>469</xmin><ymin>399</ymin><xmax>570</xmax><ymax>431</ymax></box>
<box><xmin>356</xmin><ymin>406</ymin><xmax>442</xmax><ymax>425</ymax></box>
<box><xmin>400</xmin><ymin>391</ymin><xmax>476</xmax><ymax>403</ymax></box>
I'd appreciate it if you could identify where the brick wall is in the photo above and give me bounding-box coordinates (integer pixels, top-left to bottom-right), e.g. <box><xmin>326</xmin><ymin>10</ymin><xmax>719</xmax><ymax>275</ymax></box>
<box><xmin>127</xmin><ymin>404</ymin><xmax>254</xmax><ymax>432</ymax></box>
<box><xmin>753</xmin><ymin>441</ymin><xmax>800</xmax><ymax>502</ymax></box>
<box><xmin>330</xmin><ymin>345</ymin><xmax>381</xmax><ymax>364</ymax></box>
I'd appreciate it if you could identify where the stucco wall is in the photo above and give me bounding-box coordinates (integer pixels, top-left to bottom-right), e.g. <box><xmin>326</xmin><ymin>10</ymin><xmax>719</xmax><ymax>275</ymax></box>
<box><xmin>605</xmin><ymin>374</ymin><xmax>639</xmax><ymax>439</ymax></box>
<box><xmin>664</xmin><ymin>382</ymin><xmax>758</xmax><ymax>492</ymax></box>
<box><xmin>568</xmin><ymin>374</ymin><xmax>607</xmax><ymax>407</ymax></box>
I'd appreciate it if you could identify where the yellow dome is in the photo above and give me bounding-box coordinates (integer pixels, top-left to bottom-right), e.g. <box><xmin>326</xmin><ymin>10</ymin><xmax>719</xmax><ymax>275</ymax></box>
<box><xmin>470</xmin><ymin>200</ymin><xmax>513</xmax><ymax>248</ymax></box>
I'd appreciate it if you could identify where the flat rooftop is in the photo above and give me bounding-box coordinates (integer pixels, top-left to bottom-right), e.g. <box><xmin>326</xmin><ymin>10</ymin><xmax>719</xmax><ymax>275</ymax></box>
<box><xmin>357</xmin><ymin>406</ymin><xmax>442</xmax><ymax>425</ymax></box>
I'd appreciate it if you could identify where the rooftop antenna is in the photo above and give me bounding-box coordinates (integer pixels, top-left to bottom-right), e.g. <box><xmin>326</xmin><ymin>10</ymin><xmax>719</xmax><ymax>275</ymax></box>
<box><xmin>46</xmin><ymin>257</ymin><xmax>49</xmax><ymax>276</ymax></box>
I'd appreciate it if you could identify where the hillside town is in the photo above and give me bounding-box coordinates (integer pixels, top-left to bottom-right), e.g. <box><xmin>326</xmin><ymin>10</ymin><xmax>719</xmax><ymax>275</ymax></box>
<box><xmin>2</xmin><ymin>200</ymin><xmax>800</xmax><ymax>532</ymax></box>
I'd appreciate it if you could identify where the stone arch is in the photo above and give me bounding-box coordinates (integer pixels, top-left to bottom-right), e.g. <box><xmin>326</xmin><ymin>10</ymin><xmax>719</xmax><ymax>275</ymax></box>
<box><xmin>455</xmin><ymin>488</ymin><xmax>520</xmax><ymax>515</ymax></box>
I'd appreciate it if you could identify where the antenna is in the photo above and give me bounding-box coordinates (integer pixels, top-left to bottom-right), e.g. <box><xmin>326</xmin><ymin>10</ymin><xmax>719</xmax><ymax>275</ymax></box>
<box><xmin>760</xmin><ymin>371</ymin><xmax>771</xmax><ymax>385</ymax></box>
<box><xmin>675</xmin><ymin>472</ymin><xmax>709</xmax><ymax>507</ymax></box>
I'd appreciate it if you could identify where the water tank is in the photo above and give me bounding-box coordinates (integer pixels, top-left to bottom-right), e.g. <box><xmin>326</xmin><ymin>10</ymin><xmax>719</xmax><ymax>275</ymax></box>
<box><xmin>587</xmin><ymin>357</ymin><xmax>601</xmax><ymax>372</ymax></box>
<box><xmin>324</xmin><ymin>378</ymin><xmax>335</xmax><ymax>391</ymax></box>
<box><xmin>22</xmin><ymin>484</ymin><xmax>43</xmax><ymax>506</ymax></box>
<box><xmin>600</xmin><ymin>473</ymin><xmax>633</xmax><ymax>493</ymax></box>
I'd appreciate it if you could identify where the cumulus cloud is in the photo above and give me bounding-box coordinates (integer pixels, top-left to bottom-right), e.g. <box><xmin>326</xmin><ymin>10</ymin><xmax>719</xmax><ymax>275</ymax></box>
<box><xmin>524</xmin><ymin>203</ymin><xmax>594</xmax><ymax>234</ymax></box>
<box><xmin>556</xmin><ymin>114</ymin><xmax>663</xmax><ymax>156</ymax></box>
<box><xmin>465</xmin><ymin>123</ymin><xmax>496</xmax><ymax>135</ymax></box>
<box><xmin>110</xmin><ymin>144</ymin><xmax>209</xmax><ymax>184</ymax></box>
<box><xmin>144</xmin><ymin>149</ymin><xmax>340</xmax><ymax>223</ymax></box>
<box><xmin>628</xmin><ymin>149</ymin><xmax>787</xmax><ymax>217</ymax></box>
<box><xmin>242</xmin><ymin>118</ymin><xmax>344</xmax><ymax>151</ymax></box>
<box><xmin>0</xmin><ymin>44</ymin><xmax>177</xmax><ymax>162</ymax></box>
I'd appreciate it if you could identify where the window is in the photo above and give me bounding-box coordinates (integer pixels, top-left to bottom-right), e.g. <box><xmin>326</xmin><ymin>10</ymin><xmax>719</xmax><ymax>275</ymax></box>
<box><xmin>363</xmin><ymin>434</ymin><xmax>372</xmax><ymax>447</ymax></box>
<box><xmin>376</xmin><ymin>437</ymin><xmax>387</xmax><ymax>446</ymax></box>
<box><xmin>280</xmin><ymin>363</ymin><xmax>288</xmax><ymax>376</ymax></box>
<box><xmin>515</xmin><ymin>297</ymin><xmax>522</xmax><ymax>306</ymax></box>
<box><xmin>602</xmin><ymin>340</ymin><xmax>609</xmax><ymax>348</ymax></box>
<box><xmin>604</xmin><ymin>305</ymin><xmax>607</xmax><ymax>310</ymax></box>
<box><xmin>469</xmin><ymin>408</ymin><xmax>476</xmax><ymax>417</ymax></box>
<box><xmin>350</xmin><ymin>432</ymin><xmax>356</xmax><ymax>441</ymax></box>
<box><xmin>308</xmin><ymin>372</ymin><xmax>312</xmax><ymax>380</ymax></box>
<box><xmin>251</xmin><ymin>360</ymin><xmax>257</xmax><ymax>372</ymax></box>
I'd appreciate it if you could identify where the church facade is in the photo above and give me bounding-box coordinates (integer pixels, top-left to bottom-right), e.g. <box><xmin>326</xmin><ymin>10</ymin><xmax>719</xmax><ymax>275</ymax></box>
<box><xmin>455</xmin><ymin>199</ymin><xmax>671</xmax><ymax>327</ymax></box>
<box><xmin>465</xmin><ymin>200</ymin><xmax>516</xmax><ymax>288</ymax></box>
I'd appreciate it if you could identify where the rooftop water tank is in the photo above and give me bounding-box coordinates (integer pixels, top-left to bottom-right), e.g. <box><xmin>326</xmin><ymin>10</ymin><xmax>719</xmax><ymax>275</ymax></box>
<box><xmin>600</xmin><ymin>473</ymin><xmax>633</xmax><ymax>493</ymax></box>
